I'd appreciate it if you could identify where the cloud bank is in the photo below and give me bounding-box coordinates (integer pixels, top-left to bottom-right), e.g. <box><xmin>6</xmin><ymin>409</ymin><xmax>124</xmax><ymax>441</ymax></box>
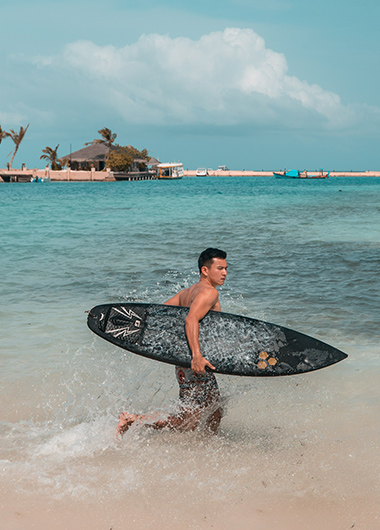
<box><xmin>55</xmin><ymin>28</ymin><xmax>352</xmax><ymax>129</ymax></box>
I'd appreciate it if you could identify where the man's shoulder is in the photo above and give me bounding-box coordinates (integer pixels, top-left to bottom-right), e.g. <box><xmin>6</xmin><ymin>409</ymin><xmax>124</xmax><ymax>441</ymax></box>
<box><xmin>191</xmin><ymin>283</ymin><xmax>219</xmax><ymax>303</ymax></box>
<box><xmin>191</xmin><ymin>281</ymin><xmax>217</xmax><ymax>294</ymax></box>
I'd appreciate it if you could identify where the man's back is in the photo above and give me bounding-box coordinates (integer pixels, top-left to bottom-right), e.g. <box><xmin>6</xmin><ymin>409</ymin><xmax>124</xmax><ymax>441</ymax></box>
<box><xmin>176</xmin><ymin>282</ymin><xmax>221</xmax><ymax>311</ymax></box>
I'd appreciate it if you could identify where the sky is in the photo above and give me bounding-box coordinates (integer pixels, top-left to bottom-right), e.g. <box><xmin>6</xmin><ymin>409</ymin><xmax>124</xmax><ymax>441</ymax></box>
<box><xmin>1</xmin><ymin>0</ymin><xmax>379</xmax><ymax>170</ymax></box>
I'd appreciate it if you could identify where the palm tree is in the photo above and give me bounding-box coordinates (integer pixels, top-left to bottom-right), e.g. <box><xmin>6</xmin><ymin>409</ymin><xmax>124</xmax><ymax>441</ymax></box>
<box><xmin>85</xmin><ymin>127</ymin><xmax>117</xmax><ymax>149</ymax></box>
<box><xmin>6</xmin><ymin>124</ymin><xmax>30</xmax><ymax>169</ymax></box>
<box><xmin>0</xmin><ymin>125</ymin><xmax>6</xmax><ymax>145</ymax></box>
<box><xmin>40</xmin><ymin>144</ymin><xmax>61</xmax><ymax>170</ymax></box>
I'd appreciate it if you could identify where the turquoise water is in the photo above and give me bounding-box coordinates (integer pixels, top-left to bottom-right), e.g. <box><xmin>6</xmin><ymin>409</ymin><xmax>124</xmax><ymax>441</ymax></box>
<box><xmin>1</xmin><ymin>177</ymin><xmax>379</xmax><ymax>528</ymax></box>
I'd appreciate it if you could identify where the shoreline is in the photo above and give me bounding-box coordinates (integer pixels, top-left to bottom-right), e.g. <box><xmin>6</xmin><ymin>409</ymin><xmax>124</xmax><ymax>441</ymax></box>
<box><xmin>1</xmin><ymin>168</ymin><xmax>380</xmax><ymax>182</ymax></box>
<box><xmin>184</xmin><ymin>169</ymin><xmax>380</xmax><ymax>177</ymax></box>
<box><xmin>2</xmin><ymin>490</ymin><xmax>379</xmax><ymax>530</ymax></box>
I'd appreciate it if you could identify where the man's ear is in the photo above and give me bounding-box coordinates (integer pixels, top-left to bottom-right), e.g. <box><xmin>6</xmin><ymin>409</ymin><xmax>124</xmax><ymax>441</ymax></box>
<box><xmin>200</xmin><ymin>265</ymin><xmax>209</xmax><ymax>277</ymax></box>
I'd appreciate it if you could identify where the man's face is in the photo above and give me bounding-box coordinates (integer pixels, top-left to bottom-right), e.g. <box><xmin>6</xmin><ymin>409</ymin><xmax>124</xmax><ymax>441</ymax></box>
<box><xmin>205</xmin><ymin>258</ymin><xmax>228</xmax><ymax>287</ymax></box>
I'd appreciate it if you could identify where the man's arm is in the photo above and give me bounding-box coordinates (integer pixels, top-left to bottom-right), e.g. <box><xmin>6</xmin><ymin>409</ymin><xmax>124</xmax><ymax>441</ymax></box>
<box><xmin>164</xmin><ymin>292</ymin><xmax>182</xmax><ymax>306</ymax></box>
<box><xmin>185</xmin><ymin>289</ymin><xmax>218</xmax><ymax>374</ymax></box>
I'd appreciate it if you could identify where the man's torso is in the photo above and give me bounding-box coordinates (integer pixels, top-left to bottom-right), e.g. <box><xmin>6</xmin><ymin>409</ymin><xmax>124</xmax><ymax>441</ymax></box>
<box><xmin>177</xmin><ymin>282</ymin><xmax>221</xmax><ymax>311</ymax></box>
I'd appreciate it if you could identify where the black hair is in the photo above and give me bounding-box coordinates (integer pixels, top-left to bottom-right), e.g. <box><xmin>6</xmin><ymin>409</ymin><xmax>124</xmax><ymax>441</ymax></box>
<box><xmin>198</xmin><ymin>248</ymin><xmax>227</xmax><ymax>273</ymax></box>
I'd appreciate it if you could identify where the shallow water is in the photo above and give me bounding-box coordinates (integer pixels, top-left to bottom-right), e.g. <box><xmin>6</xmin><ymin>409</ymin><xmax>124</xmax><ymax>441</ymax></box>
<box><xmin>0</xmin><ymin>177</ymin><xmax>379</xmax><ymax>528</ymax></box>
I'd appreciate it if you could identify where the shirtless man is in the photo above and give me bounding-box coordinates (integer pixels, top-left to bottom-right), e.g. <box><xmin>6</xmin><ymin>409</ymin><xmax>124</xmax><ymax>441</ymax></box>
<box><xmin>116</xmin><ymin>248</ymin><xmax>227</xmax><ymax>435</ymax></box>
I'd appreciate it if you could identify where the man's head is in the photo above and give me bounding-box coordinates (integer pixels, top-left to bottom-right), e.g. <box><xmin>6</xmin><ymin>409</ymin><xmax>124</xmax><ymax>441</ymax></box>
<box><xmin>198</xmin><ymin>248</ymin><xmax>227</xmax><ymax>287</ymax></box>
<box><xmin>198</xmin><ymin>248</ymin><xmax>227</xmax><ymax>273</ymax></box>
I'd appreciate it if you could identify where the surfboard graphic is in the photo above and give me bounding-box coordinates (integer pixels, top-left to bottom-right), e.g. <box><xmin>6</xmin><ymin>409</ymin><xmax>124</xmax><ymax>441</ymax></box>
<box><xmin>87</xmin><ymin>303</ymin><xmax>348</xmax><ymax>377</ymax></box>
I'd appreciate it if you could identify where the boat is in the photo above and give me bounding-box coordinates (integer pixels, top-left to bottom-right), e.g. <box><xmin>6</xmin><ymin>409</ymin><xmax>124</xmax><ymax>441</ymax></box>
<box><xmin>30</xmin><ymin>176</ymin><xmax>51</xmax><ymax>182</ymax></box>
<box><xmin>300</xmin><ymin>170</ymin><xmax>329</xmax><ymax>179</ymax></box>
<box><xmin>196</xmin><ymin>167</ymin><xmax>208</xmax><ymax>177</ymax></box>
<box><xmin>274</xmin><ymin>169</ymin><xmax>300</xmax><ymax>179</ymax></box>
<box><xmin>156</xmin><ymin>163</ymin><xmax>184</xmax><ymax>180</ymax></box>
<box><xmin>274</xmin><ymin>169</ymin><xmax>329</xmax><ymax>179</ymax></box>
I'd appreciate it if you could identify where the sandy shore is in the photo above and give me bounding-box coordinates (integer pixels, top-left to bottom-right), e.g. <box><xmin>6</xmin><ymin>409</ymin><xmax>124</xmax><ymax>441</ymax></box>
<box><xmin>185</xmin><ymin>169</ymin><xmax>380</xmax><ymax>177</ymax></box>
<box><xmin>1</xmin><ymin>168</ymin><xmax>380</xmax><ymax>182</ymax></box>
<box><xmin>1</xmin><ymin>490</ymin><xmax>379</xmax><ymax>530</ymax></box>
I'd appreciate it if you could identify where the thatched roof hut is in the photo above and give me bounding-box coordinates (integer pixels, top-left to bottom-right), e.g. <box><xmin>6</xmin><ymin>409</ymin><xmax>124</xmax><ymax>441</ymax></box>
<box><xmin>62</xmin><ymin>143</ymin><xmax>159</xmax><ymax>171</ymax></box>
<box><xmin>147</xmin><ymin>156</ymin><xmax>160</xmax><ymax>167</ymax></box>
<box><xmin>61</xmin><ymin>144</ymin><xmax>114</xmax><ymax>171</ymax></box>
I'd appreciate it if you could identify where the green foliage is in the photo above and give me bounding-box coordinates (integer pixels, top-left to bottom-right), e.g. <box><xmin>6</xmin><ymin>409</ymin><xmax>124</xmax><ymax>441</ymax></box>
<box><xmin>0</xmin><ymin>125</ymin><xmax>6</xmax><ymax>145</ymax></box>
<box><xmin>40</xmin><ymin>144</ymin><xmax>62</xmax><ymax>169</ymax></box>
<box><xmin>107</xmin><ymin>146</ymin><xmax>134</xmax><ymax>172</ymax></box>
<box><xmin>86</xmin><ymin>127</ymin><xmax>117</xmax><ymax>148</ymax></box>
<box><xmin>6</xmin><ymin>123</ymin><xmax>30</xmax><ymax>169</ymax></box>
<box><xmin>107</xmin><ymin>145</ymin><xmax>150</xmax><ymax>172</ymax></box>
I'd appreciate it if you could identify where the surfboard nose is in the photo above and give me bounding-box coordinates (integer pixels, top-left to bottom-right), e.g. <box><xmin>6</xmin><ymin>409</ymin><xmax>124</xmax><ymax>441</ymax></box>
<box><xmin>335</xmin><ymin>348</ymin><xmax>348</xmax><ymax>362</ymax></box>
<box><xmin>87</xmin><ymin>304</ymin><xmax>108</xmax><ymax>333</ymax></box>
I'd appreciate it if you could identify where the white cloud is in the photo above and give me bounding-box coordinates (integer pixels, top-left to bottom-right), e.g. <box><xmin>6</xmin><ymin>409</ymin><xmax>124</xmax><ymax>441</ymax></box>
<box><xmin>41</xmin><ymin>28</ymin><xmax>357</xmax><ymax>129</ymax></box>
<box><xmin>0</xmin><ymin>110</ymin><xmax>27</xmax><ymax>127</ymax></box>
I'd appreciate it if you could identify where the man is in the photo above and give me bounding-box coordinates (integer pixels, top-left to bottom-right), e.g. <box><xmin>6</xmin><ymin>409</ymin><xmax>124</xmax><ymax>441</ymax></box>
<box><xmin>116</xmin><ymin>248</ymin><xmax>227</xmax><ymax>435</ymax></box>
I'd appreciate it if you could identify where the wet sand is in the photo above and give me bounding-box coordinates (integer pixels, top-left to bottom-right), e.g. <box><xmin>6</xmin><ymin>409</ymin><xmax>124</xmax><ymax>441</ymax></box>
<box><xmin>2</xmin><ymin>367</ymin><xmax>379</xmax><ymax>530</ymax></box>
<box><xmin>1</xmin><ymin>490</ymin><xmax>379</xmax><ymax>529</ymax></box>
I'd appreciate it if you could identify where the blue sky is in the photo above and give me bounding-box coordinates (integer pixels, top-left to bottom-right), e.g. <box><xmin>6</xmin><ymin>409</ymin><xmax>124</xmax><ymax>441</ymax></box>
<box><xmin>1</xmin><ymin>0</ymin><xmax>379</xmax><ymax>170</ymax></box>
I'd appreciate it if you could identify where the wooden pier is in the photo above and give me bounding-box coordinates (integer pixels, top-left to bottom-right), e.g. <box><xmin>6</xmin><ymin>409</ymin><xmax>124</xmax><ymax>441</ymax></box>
<box><xmin>0</xmin><ymin>168</ymin><xmax>156</xmax><ymax>182</ymax></box>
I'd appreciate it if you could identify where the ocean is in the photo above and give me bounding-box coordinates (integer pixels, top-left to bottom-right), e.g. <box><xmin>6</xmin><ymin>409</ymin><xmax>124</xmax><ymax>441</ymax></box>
<box><xmin>0</xmin><ymin>177</ymin><xmax>379</xmax><ymax>529</ymax></box>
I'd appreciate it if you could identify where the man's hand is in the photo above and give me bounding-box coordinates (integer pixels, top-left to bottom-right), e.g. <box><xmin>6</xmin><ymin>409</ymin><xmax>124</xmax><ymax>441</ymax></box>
<box><xmin>191</xmin><ymin>354</ymin><xmax>215</xmax><ymax>374</ymax></box>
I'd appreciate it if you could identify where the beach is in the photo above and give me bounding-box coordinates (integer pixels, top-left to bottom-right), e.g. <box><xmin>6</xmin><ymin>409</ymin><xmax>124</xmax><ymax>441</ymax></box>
<box><xmin>1</xmin><ymin>177</ymin><xmax>379</xmax><ymax>529</ymax></box>
<box><xmin>2</xmin><ymin>168</ymin><xmax>380</xmax><ymax>182</ymax></box>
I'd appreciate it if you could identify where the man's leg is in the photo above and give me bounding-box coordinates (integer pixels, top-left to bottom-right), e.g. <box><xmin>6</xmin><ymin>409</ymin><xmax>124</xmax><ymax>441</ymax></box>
<box><xmin>204</xmin><ymin>403</ymin><xmax>223</xmax><ymax>433</ymax></box>
<box><xmin>176</xmin><ymin>366</ymin><xmax>223</xmax><ymax>434</ymax></box>
<box><xmin>116</xmin><ymin>408</ymin><xmax>201</xmax><ymax>436</ymax></box>
<box><xmin>116</xmin><ymin>366</ymin><xmax>222</xmax><ymax>436</ymax></box>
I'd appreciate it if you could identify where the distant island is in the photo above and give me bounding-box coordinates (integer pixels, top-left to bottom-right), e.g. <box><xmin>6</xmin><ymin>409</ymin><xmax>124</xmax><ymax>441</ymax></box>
<box><xmin>1</xmin><ymin>168</ymin><xmax>380</xmax><ymax>183</ymax></box>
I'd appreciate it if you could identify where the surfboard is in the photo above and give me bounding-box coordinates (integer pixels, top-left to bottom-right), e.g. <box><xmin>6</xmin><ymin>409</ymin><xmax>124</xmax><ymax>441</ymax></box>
<box><xmin>87</xmin><ymin>303</ymin><xmax>347</xmax><ymax>376</ymax></box>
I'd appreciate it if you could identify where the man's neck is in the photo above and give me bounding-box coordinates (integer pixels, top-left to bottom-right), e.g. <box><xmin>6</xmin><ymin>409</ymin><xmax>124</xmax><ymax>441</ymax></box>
<box><xmin>199</xmin><ymin>276</ymin><xmax>218</xmax><ymax>289</ymax></box>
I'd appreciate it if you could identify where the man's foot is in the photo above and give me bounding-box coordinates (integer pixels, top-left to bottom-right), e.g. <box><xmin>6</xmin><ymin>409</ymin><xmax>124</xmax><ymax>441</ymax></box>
<box><xmin>116</xmin><ymin>412</ymin><xmax>138</xmax><ymax>436</ymax></box>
